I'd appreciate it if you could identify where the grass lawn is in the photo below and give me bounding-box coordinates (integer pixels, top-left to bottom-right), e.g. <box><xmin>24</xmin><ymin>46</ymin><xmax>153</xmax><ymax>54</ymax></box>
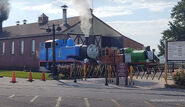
<box><xmin>0</xmin><ymin>71</ymin><xmax>52</xmax><ymax>80</ymax></box>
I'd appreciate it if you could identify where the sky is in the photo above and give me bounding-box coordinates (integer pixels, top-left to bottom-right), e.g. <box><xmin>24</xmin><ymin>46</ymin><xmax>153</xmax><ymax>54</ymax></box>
<box><xmin>3</xmin><ymin>0</ymin><xmax>180</xmax><ymax>52</ymax></box>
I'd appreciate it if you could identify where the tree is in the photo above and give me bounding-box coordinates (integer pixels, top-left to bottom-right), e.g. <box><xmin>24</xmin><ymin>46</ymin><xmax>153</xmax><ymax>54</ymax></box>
<box><xmin>158</xmin><ymin>0</ymin><xmax>185</xmax><ymax>56</ymax></box>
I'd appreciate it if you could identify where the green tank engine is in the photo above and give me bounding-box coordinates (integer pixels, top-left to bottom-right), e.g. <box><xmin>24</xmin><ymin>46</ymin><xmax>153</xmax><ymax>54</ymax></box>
<box><xmin>121</xmin><ymin>46</ymin><xmax>159</xmax><ymax>63</ymax></box>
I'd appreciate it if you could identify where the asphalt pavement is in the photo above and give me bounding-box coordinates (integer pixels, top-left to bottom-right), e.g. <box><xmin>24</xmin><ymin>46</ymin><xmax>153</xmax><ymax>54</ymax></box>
<box><xmin>0</xmin><ymin>77</ymin><xmax>185</xmax><ymax>107</ymax></box>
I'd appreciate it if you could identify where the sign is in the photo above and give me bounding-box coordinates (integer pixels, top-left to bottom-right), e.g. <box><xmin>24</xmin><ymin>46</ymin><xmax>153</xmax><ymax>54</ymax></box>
<box><xmin>167</xmin><ymin>41</ymin><xmax>185</xmax><ymax>61</ymax></box>
<box><xmin>117</xmin><ymin>63</ymin><xmax>127</xmax><ymax>77</ymax></box>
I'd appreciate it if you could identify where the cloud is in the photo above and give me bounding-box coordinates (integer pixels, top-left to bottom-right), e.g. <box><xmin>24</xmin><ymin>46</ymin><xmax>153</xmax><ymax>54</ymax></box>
<box><xmin>94</xmin><ymin>6</ymin><xmax>133</xmax><ymax>18</ymax></box>
<box><xmin>21</xmin><ymin>1</ymin><xmax>78</xmax><ymax>16</ymax></box>
<box><xmin>10</xmin><ymin>1</ymin><xmax>30</xmax><ymax>8</ymax></box>
<box><xmin>53</xmin><ymin>0</ymin><xmax>71</xmax><ymax>4</ymax></box>
<box><xmin>23</xmin><ymin>3</ymin><xmax>62</xmax><ymax>14</ymax></box>
<box><xmin>22</xmin><ymin>3</ymin><xmax>133</xmax><ymax>18</ymax></box>
<box><xmin>15</xmin><ymin>0</ymin><xmax>178</xmax><ymax>18</ymax></box>
<box><xmin>93</xmin><ymin>0</ymin><xmax>177</xmax><ymax>18</ymax></box>
<box><xmin>111</xmin><ymin>0</ymin><xmax>177</xmax><ymax>11</ymax></box>
<box><xmin>107</xmin><ymin>19</ymin><xmax>170</xmax><ymax>51</ymax></box>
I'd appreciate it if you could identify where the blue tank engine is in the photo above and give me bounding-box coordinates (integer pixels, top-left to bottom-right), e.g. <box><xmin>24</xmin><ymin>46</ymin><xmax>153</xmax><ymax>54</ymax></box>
<box><xmin>39</xmin><ymin>38</ymin><xmax>98</xmax><ymax>70</ymax></box>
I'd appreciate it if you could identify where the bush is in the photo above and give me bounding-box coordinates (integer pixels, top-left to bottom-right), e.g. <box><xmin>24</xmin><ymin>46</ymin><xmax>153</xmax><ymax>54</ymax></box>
<box><xmin>173</xmin><ymin>68</ymin><xmax>185</xmax><ymax>86</ymax></box>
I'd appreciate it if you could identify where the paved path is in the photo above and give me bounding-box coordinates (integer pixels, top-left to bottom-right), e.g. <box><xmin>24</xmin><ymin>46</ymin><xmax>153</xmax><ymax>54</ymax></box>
<box><xmin>0</xmin><ymin>77</ymin><xmax>184</xmax><ymax>107</ymax></box>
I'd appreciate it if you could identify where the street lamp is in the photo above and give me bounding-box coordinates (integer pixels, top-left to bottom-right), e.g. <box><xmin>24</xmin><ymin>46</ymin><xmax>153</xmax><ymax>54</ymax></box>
<box><xmin>46</xmin><ymin>24</ymin><xmax>62</xmax><ymax>80</ymax></box>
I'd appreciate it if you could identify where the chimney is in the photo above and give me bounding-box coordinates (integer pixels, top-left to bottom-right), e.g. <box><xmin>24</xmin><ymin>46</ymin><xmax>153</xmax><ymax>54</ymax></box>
<box><xmin>16</xmin><ymin>21</ymin><xmax>20</xmax><ymax>26</ymax></box>
<box><xmin>61</xmin><ymin>5</ymin><xmax>68</xmax><ymax>26</ymax></box>
<box><xmin>23</xmin><ymin>19</ymin><xmax>27</xmax><ymax>24</ymax></box>
<box><xmin>0</xmin><ymin>21</ymin><xmax>2</xmax><ymax>33</ymax></box>
<box><xmin>38</xmin><ymin>13</ymin><xmax>48</xmax><ymax>25</ymax></box>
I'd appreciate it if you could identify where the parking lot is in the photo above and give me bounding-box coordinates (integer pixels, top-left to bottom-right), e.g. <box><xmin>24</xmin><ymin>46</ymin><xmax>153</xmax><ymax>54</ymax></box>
<box><xmin>1</xmin><ymin>94</ymin><xmax>184</xmax><ymax>107</ymax></box>
<box><xmin>0</xmin><ymin>77</ymin><xmax>185</xmax><ymax>107</ymax></box>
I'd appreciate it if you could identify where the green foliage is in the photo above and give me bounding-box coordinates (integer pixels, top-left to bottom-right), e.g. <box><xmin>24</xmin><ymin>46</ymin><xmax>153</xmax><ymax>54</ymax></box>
<box><xmin>59</xmin><ymin>73</ymin><xmax>65</xmax><ymax>79</ymax></box>
<box><xmin>173</xmin><ymin>69</ymin><xmax>185</xmax><ymax>86</ymax></box>
<box><xmin>171</xmin><ymin>0</ymin><xmax>185</xmax><ymax>26</ymax></box>
<box><xmin>158</xmin><ymin>0</ymin><xmax>185</xmax><ymax>56</ymax></box>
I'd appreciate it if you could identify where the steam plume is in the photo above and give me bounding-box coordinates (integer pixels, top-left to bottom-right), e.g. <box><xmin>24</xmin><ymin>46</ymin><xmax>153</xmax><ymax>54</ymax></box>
<box><xmin>72</xmin><ymin>0</ymin><xmax>92</xmax><ymax>37</ymax></box>
<box><xmin>0</xmin><ymin>0</ymin><xmax>10</xmax><ymax>21</ymax></box>
<box><xmin>0</xmin><ymin>0</ymin><xmax>10</xmax><ymax>33</ymax></box>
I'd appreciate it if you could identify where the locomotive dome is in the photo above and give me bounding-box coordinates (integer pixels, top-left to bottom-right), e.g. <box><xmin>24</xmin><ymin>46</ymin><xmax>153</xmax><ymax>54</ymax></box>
<box><xmin>67</xmin><ymin>38</ymin><xmax>75</xmax><ymax>46</ymax></box>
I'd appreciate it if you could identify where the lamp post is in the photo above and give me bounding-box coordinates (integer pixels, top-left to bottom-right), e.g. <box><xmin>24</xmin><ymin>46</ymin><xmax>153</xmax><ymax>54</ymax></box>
<box><xmin>46</xmin><ymin>24</ymin><xmax>61</xmax><ymax>80</ymax></box>
<box><xmin>105</xmin><ymin>64</ymin><xmax>108</xmax><ymax>86</ymax></box>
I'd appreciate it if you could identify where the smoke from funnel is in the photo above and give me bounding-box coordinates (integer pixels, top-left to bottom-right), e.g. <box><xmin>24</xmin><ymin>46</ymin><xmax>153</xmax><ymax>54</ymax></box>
<box><xmin>0</xmin><ymin>0</ymin><xmax>10</xmax><ymax>21</ymax></box>
<box><xmin>72</xmin><ymin>0</ymin><xmax>92</xmax><ymax>37</ymax></box>
<box><xmin>0</xmin><ymin>0</ymin><xmax>10</xmax><ymax>33</ymax></box>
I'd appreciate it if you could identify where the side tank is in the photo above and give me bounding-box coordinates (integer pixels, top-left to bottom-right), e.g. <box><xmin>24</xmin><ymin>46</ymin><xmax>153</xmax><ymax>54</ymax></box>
<box><xmin>124</xmin><ymin>48</ymin><xmax>148</xmax><ymax>63</ymax></box>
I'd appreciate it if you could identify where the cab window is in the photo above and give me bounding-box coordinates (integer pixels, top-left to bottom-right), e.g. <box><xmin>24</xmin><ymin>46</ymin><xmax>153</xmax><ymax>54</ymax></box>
<box><xmin>45</xmin><ymin>42</ymin><xmax>52</xmax><ymax>48</ymax></box>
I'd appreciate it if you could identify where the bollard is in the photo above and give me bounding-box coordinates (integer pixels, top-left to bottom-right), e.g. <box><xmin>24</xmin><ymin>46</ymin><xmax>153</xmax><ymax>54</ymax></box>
<box><xmin>42</xmin><ymin>71</ymin><xmax>46</xmax><ymax>81</ymax></box>
<box><xmin>108</xmin><ymin>65</ymin><xmax>112</xmax><ymax>83</ymax></box>
<box><xmin>11</xmin><ymin>72</ymin><xmax>16</xmax><ymax>83</ymax></box>
<box><xmin>164</xmin><ymin>65</ymin><xmax>168</xmax><ymax>85</ymax></box>
<box><xmin>28</xmin><ymin>70</ymin><xmax>33</xmax><ymax>82</ymax></box>
<box><xmin>83</xmin><ymin>63</ymin><xmax>87</xmax><ymax>80</ymax></box>
<box><xmin>129</xmin><ymin>66</ymin><xmax>134</xmax><ymax>85</ymax></box>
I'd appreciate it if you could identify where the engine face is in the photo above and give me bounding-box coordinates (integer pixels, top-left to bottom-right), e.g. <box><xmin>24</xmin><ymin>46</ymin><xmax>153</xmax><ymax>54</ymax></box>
<box><xmin>87</xmin><ymin>44</ymin><xmax>99</xmax><ymax>59</ymax></box>
<box><xmin>147</xmin><ymin>51</ymin><xmax>154</xmax><ymax>60</ymax></box>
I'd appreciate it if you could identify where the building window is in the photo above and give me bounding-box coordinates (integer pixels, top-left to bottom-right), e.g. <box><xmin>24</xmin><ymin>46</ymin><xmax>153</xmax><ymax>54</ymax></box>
<box><xmin>2</xmin><ymin>42</ymin><xmax>5</xmax><ymax>55</ymax></box>
<box><xmin>32</xmin><ymin>40</ymin><xmax>35</xmax><ymax>55</ymax></box>
<box><xmin>21</xmin><ymin>40</ymin><xmax>24</xmax><ymax>54</ymax></box>
<box><xmin>11</xmin><ymin>41</ymin><xmax>15</xmax><ymax>54</ymax></box>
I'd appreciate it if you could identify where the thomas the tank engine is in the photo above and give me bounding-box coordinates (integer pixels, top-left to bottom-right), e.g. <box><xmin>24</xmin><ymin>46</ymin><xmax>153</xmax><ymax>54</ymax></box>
<box><xmin>39</xmin><ymin>38</ymin><xmax>98</xmax><ymax>70</ymax></box>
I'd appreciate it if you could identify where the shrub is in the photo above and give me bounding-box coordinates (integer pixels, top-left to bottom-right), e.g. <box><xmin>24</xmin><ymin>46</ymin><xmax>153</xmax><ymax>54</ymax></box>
<box><xmin>172</xmin><ymin>68</ymin><xmax>185</xmax><ymax>86</ymax></box>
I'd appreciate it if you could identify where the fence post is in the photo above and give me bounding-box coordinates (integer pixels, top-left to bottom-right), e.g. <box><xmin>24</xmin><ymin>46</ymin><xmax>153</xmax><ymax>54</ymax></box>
<box><xmin>115</xmin><ymin>64</ymin><xmax>119</xmax><ymax>85</ymax></box>
<box><xmin>125</xmin><ymin>63</ymin><xmax>128</xmax><ymax>86</ymax></box>
<box><xmin>74</xmin><ymin>60</ymin><xmax>77</xmax><ymax>83</ymax></box>
<box><xmin>105</xmin><ymin>65</ymin><xmax>108</xmax><ymax>86</ymax></box>
<box><xmin>70</xmin><ymin>65</ymin><xmax>73</xmax><ymax>78</ymax></box>
<box><xmin>164</xmin><ymin>64</ymin><xmax>168</xmax><ymax>85</ymax></box>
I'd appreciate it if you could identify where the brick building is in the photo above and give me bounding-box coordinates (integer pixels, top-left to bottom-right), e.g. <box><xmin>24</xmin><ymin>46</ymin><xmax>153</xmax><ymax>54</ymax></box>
<box><xmin>0</xmin><ymin>7</ymin><xmax>143</xmax><ymax>70</ymax></box>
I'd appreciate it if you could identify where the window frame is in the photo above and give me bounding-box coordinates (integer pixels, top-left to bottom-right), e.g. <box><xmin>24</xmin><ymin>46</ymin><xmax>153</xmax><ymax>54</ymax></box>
<box><xmin>11</xmin><ymin>41</ymin><xmax>15</xmax><ymax>55</ymax></box>
<box><xmin>31</xmin><ymin>40</ymin><xmax>36</xmax><ymax>55</ymax></box>
<box><xmin>21</xmin><ymin>40</ymin><xmax>24</xmax><ymax>54</ymax></box>
<box><xmin>2</xmin><ymin>42</ymin><xmax>5</xmax><ymax>55</ymax></box>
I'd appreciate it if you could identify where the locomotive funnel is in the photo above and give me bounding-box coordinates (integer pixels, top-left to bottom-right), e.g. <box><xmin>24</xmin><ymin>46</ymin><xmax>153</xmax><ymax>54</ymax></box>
<box><xmin>61</xmin><ymin>5</ymin><xmax>68</xmax><ymax>26</ymax></box>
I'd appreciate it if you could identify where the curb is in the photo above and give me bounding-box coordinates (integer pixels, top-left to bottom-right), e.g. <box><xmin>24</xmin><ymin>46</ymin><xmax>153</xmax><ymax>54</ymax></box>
<box><xmin>165</xmin><ymin>84</ymin><xmax>185</xmax><ymax>89</ymax></box>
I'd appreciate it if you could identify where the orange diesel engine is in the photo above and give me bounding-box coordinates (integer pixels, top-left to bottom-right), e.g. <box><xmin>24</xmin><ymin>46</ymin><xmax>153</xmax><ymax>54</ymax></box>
<box><xmin>99</xmin><ymin>48</ymin><xmax>123</xmax><ymax>65</ymax></box>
